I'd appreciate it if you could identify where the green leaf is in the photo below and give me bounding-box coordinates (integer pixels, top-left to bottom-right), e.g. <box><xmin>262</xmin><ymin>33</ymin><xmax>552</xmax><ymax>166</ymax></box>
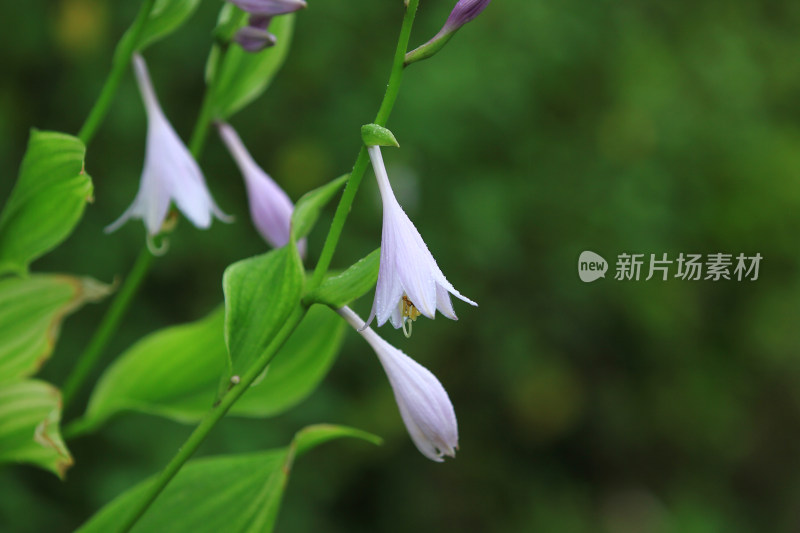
<box><xmin>224</xmin><ymin>247</ymin><xmax>304</xmax><ymax>376</ymax></box>
<box><xmin>0</xmin><ymin>275</ymin><xmax>112</xmax><ymax>384</ymax></box>
<box><xmin>80</xmin><ymin>308</ymin><xmax>227</xmax><ymax>429</ymax></box>
<box><xmin>306</xmin><ymin>248</ymin><xmax>380</xmax><ymax>308</ymax></box>
<box><xmin>0</xmin><ymin>380</ymin><xmax>72</xmax><ymax>479</ymax></box>
<box><xmin>361</xmin><ymin>123</ymin><xmax>399</xmax><ymax>147</ymax></box>
<box><xmin>290</xmin><ymin>174</ymin><xmax>349</xmax><ymax>242</ymax></box>
<box><xmin>116</xmin><ymin>0</ymin><xmax>202</xmax><ymax>56</ymax></box>
<box><xmin>293</xmin><ymin>423</ymin><xmax>383</xmax><ymax>457</ymax></box>
<box><xmin>0</xmin><ymin>130</ymin><xmax>92</xmax><ymax>274</ymax></box>
<box><xmin>76</xmin><ymin>424</ymin><xmax>379</xmax><ymax>533</ymax></box>
<box><xmin>233</xmin><ymin>305</ymin><xmax>345</xmax><ymax>417</ymax></box>
<box><xmin>77</xmin><ymin>305</ymin><xmax>345</xmax><ymax>432</ymax></box>
<box><xmin>211</xmin><ymin>14</ymin><xmax>295</xmax><ymax>120</ymax></box>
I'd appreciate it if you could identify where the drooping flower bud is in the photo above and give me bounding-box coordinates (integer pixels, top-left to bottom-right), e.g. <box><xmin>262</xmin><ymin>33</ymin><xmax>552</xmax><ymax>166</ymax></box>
<box><xmin>106</xmin><ymin>54</ymin><xmax>230</xmax><ymax>237</ymax></box>
<box><xmin>338</xmin><ymin>306</ymin><xmax>459</xmax><ymax>462</ymax></box>
<box><xmin>233</xmin><ymin>15</ymin><xmax>277</xmax><ymax>52</ymax></box>
<box><xmin>363</xmin><ymin>145</ymin><xmax>476</xmax><ymax>335</ymax></box>
<box><xmin>217</xmin><ymin>122</ymin><xmax>305</xmax><ymax>256</ymax></box>
<box><xmin>228</xmin><ymin>0</ymin><xmax>306</xmax><ymax>16</ymax></box>
<box><xmin>405</xmin><ymin>0</ymin><xmax>491</xmax><ymax>65</ymax></box>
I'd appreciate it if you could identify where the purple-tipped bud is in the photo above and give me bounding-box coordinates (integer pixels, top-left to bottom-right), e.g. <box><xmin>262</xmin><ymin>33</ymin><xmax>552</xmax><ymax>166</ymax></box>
<box><xmin>405</xmin><ymin>0</ymin><xmax>491</xmax><ymax>65</ymax></box>
<box><xmin>441</xmin><ymin>0</ymin><xmax>491</xmax><ymax>33</ymax></box>
<box><xmin>234</xmin><ymin>15</ymin><xmax>276</xmax><ymax>52</ymax></box>
<box><xmin>228</xmin><ymin>0</ymin><xmax>306</xmax><ymax>16</ymax></box>
<box><xmin>217</xmin><ymin>123</ymin><xmax>306</xmax><ymax>256</ymax></box>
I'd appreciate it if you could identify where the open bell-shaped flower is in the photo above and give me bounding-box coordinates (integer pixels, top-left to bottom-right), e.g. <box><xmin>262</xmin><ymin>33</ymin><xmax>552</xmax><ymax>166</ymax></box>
<box><xmin>217</xmin><ymin>122</ymin><xmax>305</xmax><ymax>257</ymax></box>
<box><xmin>228</xmin><ymin>0</ymin><xmax>306</xmax><ymax>16</ymax></box>
<box><xmin>338</xmin><ymin>306</ymin><xmax>458</xmax><ymax>462</ymax></box>
<box><xmin>106</xmin><ymin>54</ymin><xmax>229</xmax><ymax>237</ymax></box>
<box><xmin>364</xmin><ymin>145</ymin><xmax>476</xmax><ymax>335</ymax></box>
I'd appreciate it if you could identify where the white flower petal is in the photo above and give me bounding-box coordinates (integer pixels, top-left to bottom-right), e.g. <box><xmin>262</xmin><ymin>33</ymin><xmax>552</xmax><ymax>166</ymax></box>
<box><xmin>435</xmin><ymin>284</ymin><xmax>458</xmax><ymax>320</ymax></box>
<box><xmin>138</xmin><ymin>168</ymin><xmax>172</xmax><ymax>235</ymax></box>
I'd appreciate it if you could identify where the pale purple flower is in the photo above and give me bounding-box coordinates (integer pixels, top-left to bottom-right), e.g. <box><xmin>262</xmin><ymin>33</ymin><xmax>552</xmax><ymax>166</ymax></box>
<box><xmin>365</xmin><ymin>145</ymin><xmax>476</xmax><ymax>334</ymax></box>
<box><xmin>106</xmin><ymin>54</ymin><xmax>229</xmax><ymax>236</ymax></box>
<box><xmin>228</xmin><ymin>0</ymin><xmax>306</xmax><ymax>16</ymax></box>
<box><xmin>234</xmin><ymin>15</ymin><xmax>276</xmax><ymax>52</ymax></box>
<box><xmin>338</xmin><ymin>306</ymin><xmax>458</xmax><ymax>462</ymax></box>
<box><xmin>217</xmin><ymin>122</ymin><xmax>306</xmax><ymax>256</ymax></box>
<box><xmin>405</xmin><ymin>0</ymin><xmax>492</xmax><ymax>65</ymax></box>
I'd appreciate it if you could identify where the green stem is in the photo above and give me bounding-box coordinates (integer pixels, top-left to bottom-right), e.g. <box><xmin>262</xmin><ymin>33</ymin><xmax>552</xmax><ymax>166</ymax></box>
<box><xmin>61</xmin><ymin>246</ymin><xmax>154</xmax><ymax>409</ymax></box>
<box><xmin>308</xmin><ymin>0</ymin><xmax>419</xmax><ymax>291</ymax></box>
<box><xmin>189</xmin><ymin>88</ymin><xmax>216</xmax><ymax>156</ymax></box>
<box><xmin>117</xmin><ymin>306</ymin><xmax>307</xmax><ymax>533</ymax></box>
<box><xmin>189</xmin><ymin>49</ymin><xmax>224</xmax><ymax>156</ymax></box>
<box><xmin>190</xmin><ymin>40</ymin><xmax>230</xmax><ymax>155</ymax></box>
<box><xmin>77</xmin><ymin>0</ymin><xmax>157</xmax><ymax>146</ymax></box>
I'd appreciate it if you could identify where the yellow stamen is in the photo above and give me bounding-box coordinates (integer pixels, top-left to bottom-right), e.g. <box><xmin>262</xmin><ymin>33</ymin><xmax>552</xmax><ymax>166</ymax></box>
<box><xmin>401</xmin><ymin>295</ymin><xmax>420</xmax><ymax>338</ymax></box>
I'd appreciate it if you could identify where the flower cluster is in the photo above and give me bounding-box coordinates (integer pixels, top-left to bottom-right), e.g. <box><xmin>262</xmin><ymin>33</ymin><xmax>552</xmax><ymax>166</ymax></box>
<box><xmin>107</xmin><ymin>0</ymin><xmax>490</xmax><ymax>463</ymax></box>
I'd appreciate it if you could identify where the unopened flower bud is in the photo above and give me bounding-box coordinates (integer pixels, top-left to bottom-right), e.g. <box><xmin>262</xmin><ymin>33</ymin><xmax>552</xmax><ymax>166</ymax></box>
<box><xmin>228</xmin><ymin>0</ymin><xmax>306</xmax><ymax>16</ymax></box>
<box><xmin>338</xmin><ymin>306</ymin><xmax>459</xmax><ymax>462</ymax></box>
<box><xmin>233</xmin><ymin>15</ymin><xmax>276</xmax><ymax>52</ymax></box>
<box><xmin>217</xmin><ymin>122</ymin><xmax>306</xmax><ymax>256</ymax></box>
<box><xmin>405</xmin><ymin>0</ymin><xmax>491</xmax><ymax>65</ymax></box>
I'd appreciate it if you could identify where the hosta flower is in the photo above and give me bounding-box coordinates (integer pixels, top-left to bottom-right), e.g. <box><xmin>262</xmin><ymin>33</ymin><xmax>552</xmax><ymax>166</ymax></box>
<box><xmin>228</xmin><ymin>0</ymin><xmax>306</xmax><ymax>16</ymax></box>
<box><xmin>405</xmin><ymin>0</ymin><xmax>492</xmax><ymax>65</ymax></box>
<box><xmin>106</xmin><ymin>54</ymin><xmax>229</xmax><ymax>236</ymax></box>
<box><xmin>338</xmin><ymin>306</ymin><xmax>458</xmax><ymax>462</ymax></box>
<box><xmin>217</xmin><ymin>122</ymin><xmax>305</xmax><ymax>256</ymax></box>
<box><xmin>234</xmin><ymin>15</ymin><xmax>277</xmax><ymax>52</ymax></box>
<box><xmin>365</xmin><ymin>145</ymin><xmax>476</xmax><ymax>335</ymax></box>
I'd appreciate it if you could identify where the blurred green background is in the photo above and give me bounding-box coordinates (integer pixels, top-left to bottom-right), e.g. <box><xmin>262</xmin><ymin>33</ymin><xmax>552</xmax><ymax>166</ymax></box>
<box><xmin>2</xmin><ymin>0</ymin><xmax>800</xmax><ymax>531</ymax></box>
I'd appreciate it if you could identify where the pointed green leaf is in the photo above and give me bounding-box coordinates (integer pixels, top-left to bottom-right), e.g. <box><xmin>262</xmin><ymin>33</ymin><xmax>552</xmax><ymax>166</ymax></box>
<box><xmin>211</xmin><ymin>14</ymin><xmax>295</xmax><ymax>119</ymax></box>
<box><xmin>293</xmin><ymin>424</ymin><xmax>383</xmax><ymax>457</ymax></box>
<box><xmin>224</xmin><ymin>247</ymin><xmax>304</xmax><ymax>376</ymax></box>
<box><xmin>0</xmin><ymin>275</ymin><xmax>112</xmax><ymax>384</ymax></box>
<box><xmin>306</xmin><ymin>248</ymin><xmax>380</xmax><ymax>308</ymax></box>
<box><xmin>76</xmin><ymin>424</ymin><xmax>379</xmax><ymax>533</ymax></box>
<box><xmin>117</xmin><ymin>0</ymin><xmax>203</xmax><ymax>54</ymax></box>
<box><xmin>290</xmin><ymin>174</ymin><xmax>348</xmax><ymax>242</ymax></box>
<box><xmin>361</xmin><ymin>124</ymin><xmax>399</xmax><ymax>147</ymax></box>
<box><xmin>0</xmin><ymin>130</ymin><xmax>92</xmax><ymax>274</ymax></box>
<box><xmin>76</xmin><ymin>305</ymin><xmax>345</xmax><ymax>433</ymax></box>
<box><xmin>140</xmin><ymin>0</ymin><xmax>202</xmax><ymax>50</ymax></box>
<box><xmin>0</xmin><ymin>380</ymin><xmax>72</xmax><ymax>479</ymax></box>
